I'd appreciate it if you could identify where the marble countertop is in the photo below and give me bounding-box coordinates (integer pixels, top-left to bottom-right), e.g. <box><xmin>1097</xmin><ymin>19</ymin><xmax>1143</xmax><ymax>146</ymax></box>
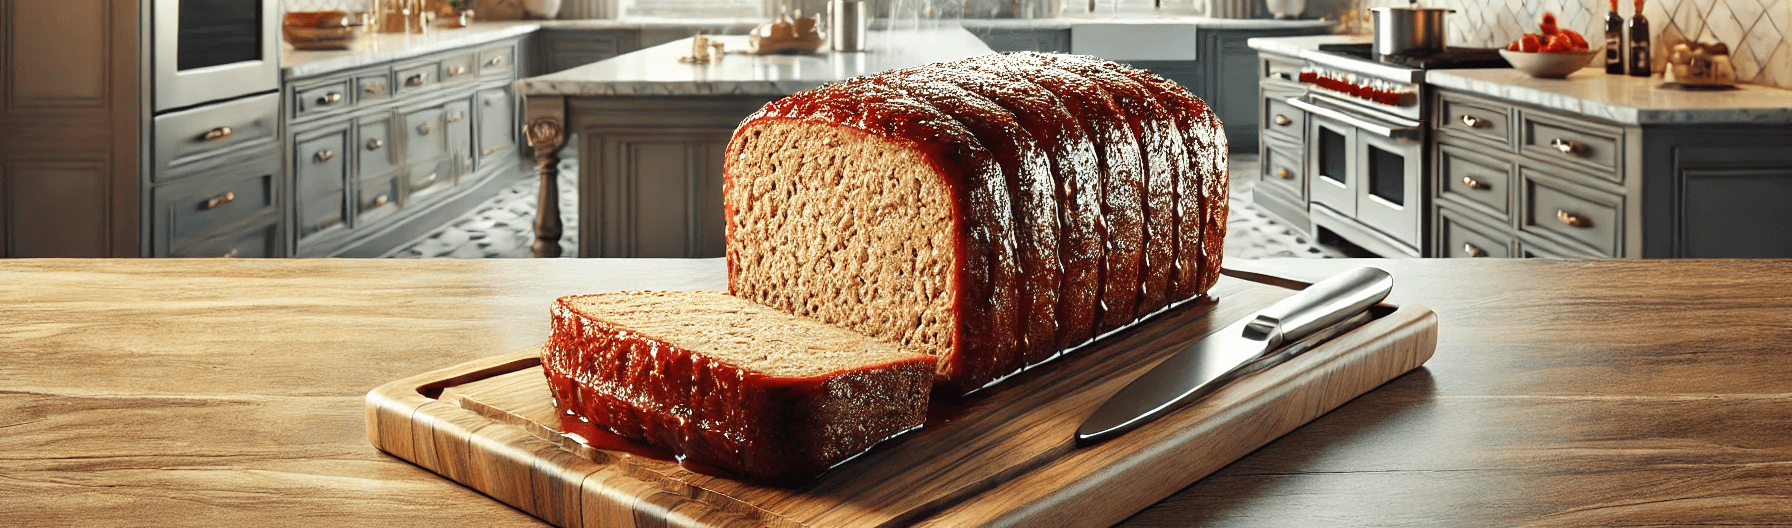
<box><xmin>1247</xmin><ymin>34</ymin><xmax>1368</xmax><ymax>57</ymax></box>
<box><xmin>282</xmin><ymin>21</ymin><xmax>541</xmax><ymax>80</ymax></box>
<box><xmin>1426</xmin><ymin>68</ymin><xmax>1792</xmax><ymax>125</ymax></box>
<box><xmin>519</xmin><ymin>27</ymin><xmax>993</xmax><ymax>97</ymax></box>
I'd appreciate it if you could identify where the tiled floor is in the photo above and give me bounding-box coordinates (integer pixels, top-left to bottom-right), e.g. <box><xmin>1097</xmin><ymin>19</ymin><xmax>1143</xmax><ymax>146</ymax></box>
<box><xmin>393</xmin><ymin>151</ymin><xmax>1345</xmax><ymax>260</ymax></box>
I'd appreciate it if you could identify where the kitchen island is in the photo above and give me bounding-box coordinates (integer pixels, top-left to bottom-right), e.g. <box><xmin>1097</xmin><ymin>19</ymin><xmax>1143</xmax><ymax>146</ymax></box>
<box><xmin>517</xmin><ymin>28</ymin><xmax>993</xmax><ymax>259</ymax></box>
<box><xmin>4</xmin><ymin>258</ymin><xmax>1791</xmax><ymax>526</ymax></box>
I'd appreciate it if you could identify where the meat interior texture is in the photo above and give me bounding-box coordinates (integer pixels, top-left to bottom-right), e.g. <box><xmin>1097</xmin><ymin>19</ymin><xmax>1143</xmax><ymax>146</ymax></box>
<box><xmin>542</xmin><ymin>291</ymin><xmax>935</xmax><ymax>482</ymax></box>
<box><xmin>725</xmin><ymin>52</ymin><xmax>1227</xmax><ymax>394</ymax></box>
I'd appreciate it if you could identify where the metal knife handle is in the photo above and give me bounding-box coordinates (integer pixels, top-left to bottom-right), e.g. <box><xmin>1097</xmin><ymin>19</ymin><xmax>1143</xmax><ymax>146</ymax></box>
<box><xmin>1242</xmin><ymin>267</ymin><xmax>1393</xmax><ymax>349</ymax></box>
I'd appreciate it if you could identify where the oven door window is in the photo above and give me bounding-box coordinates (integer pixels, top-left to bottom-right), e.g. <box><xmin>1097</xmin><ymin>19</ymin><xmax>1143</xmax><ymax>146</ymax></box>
<box><xmin>1318</xmin><ymin>126</ymin><xmax>1348</xmax><ymax>185</ymax></box>
<box><xmin>1368</xmin><ymin>146</ymin><xmax>1405</xmax><ymax>207</ymax></box>
<box><xmin>179</xmin><ymin>0</ymin><xmax>262</xmax><ymax>71</ymax></box>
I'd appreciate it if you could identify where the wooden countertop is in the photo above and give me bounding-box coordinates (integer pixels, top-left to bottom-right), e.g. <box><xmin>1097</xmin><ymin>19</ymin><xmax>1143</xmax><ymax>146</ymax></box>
<box><xmin>5</xmin><ymin>258</ymin><xmax>1790</xmax><ymax>526</ymax></box>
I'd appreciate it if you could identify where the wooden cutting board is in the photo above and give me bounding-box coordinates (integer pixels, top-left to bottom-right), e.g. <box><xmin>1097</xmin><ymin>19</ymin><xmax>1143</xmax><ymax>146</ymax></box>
<box><xmin>365</xmin><ymin>276</ymin><xmax>1437</xmax><ymax>528</ymax></box>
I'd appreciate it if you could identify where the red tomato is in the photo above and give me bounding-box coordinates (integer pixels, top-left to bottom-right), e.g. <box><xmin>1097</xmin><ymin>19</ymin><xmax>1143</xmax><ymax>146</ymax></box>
<box><xmin>1540</xmin><ymin>12</ymin><xmax>1559</xmax><ymax>36</ymax></box>
<box><xmin>1547</xmin><ymin>33</ymin><xmax>1574</xmax><ymax>52</ymax></box>
<box><xmin>1508</xmin><ymin>41</ymin><xmax>1522</xmax><ymax>51</ymax></box>
<box><xmin>1562</xmin><ymin>29</ymin><xmax>1589</xmax><ymax>50</ymax></box>
<box><xmin>1521</xmin><ymin>33</ymin><xmax>1543</xmax><ymax>52</ymax></box>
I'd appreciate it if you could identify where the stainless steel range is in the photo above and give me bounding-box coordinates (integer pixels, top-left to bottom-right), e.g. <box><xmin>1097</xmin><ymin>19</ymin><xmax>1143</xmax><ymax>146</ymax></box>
<box><xmin>1282</xmin><ymin>43</ymin><xmax>1505</xmax><ymax>257</ymax></box>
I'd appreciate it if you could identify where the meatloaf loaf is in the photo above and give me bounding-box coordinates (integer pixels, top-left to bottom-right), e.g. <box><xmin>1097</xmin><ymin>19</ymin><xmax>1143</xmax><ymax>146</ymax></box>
<box><xmin>541</xmin><ymin>291</ymin><xmax>936</xmax><ymax>482</ymax></box>
<box><xmin>724</xmin><ymin>53</ymin><xmax>1228</xmax><ymax>393</ymax></box>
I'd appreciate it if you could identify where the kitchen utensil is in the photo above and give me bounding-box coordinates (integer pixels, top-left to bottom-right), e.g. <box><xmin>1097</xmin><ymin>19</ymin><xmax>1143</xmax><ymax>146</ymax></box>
<box><xmin>1367</xmin><ymin>0</ymin><xmax>1454</xmax><ymax>56</ymax></box>
<box><xmin>1500</xmin><ymin>48</ymin><xmax>1602</xmax><ymax>78</ymax></box>
<box><xmin>1077</xmin><ymin>266</ymin><xmax>1394</xmax><ymax>444</ymax></box>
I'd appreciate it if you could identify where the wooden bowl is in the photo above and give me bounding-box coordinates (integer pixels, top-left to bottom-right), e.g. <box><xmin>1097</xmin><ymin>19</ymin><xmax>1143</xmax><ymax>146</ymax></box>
<box><xmin>1498</xmin><ymin>48</ymin><xmax>1602</xmax><ymax>78</ymax></box>
<box><xmin>283</xmin><ymin>10</ymin><xmax>349</xmax><ymax>28</ymax></box>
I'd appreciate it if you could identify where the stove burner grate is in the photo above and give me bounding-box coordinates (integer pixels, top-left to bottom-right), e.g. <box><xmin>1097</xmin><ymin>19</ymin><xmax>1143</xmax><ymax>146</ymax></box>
<box><xmin>1317</xmin><ymin>43</ymin><xmax>1510</xmax><ymax>70</ymax></box>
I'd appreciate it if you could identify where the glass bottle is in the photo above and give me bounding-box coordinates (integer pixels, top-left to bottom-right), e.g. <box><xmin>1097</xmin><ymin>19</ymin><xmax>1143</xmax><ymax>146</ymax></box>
<box><xmin>1605</xmin><ymin>0</ymin><xmax>1625</xmax><ymax>74</ymax></box>
<box><xmin>1628</xmin><ymin>0</ymin><xmax>1651</xmax><ymax>77</ymax></box>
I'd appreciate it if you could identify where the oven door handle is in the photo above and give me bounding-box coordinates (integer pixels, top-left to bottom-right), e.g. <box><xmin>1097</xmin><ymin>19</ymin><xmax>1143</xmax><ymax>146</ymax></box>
<box><xmin>1285</xmin><ymin>98</ymin><xmax>1421</xmax><ymax>140</ymax></box>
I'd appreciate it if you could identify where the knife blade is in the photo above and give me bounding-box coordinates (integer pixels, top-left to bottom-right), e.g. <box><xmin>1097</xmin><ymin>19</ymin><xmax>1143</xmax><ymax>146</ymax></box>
<box><xmin>1076</xmin><ymin>266</ymin><xmax>1394</xmax><ymax>445</ymax></box>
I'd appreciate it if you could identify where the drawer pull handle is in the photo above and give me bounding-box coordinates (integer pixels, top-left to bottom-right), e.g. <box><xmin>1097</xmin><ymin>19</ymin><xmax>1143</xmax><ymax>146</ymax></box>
<box><xmin>487</xmin><ymin>56</ymin><xmax>505</xmax><ymax>67</ymax></box>
<box><xmin>1463</xmin><ymin>243</ymin><xmax>1488</xmax><ymax>258</ymax></box>
<box><xmin>1556</xmin><ymin>209</ymin><xmax>1589</xmax><ymax>227</ymax></box>
<box><xmin>220</xmin><ymin>248</ymin><xmax>240</xmax><ymax>258</ymax></box>
<box><xmin>406</xmin><ymin>74</ymin><xmax>426</xmax><ymax>87</ymax></box>
<box><xmin>200</xmin><ymin>126</ymin><xmax>234</xmax><ymax>141</ymax></box>
<box><xmin>448</xmin><ymin>112</ymin><xmax>464</xmax><ymax>123</ymax></box>
<box><xmin>366</xmin><ymin>138</ymin><xmax>384</xmax><ymax>150</ymax></box>
<box><xmin>203</xmin><ymin>192</ymin><xmax>236</xmax><ymax>210</ymax></box>
<box><xmin>417</xmin><ymin>123</ymin><xmax>433</xmax><ymax>135</ymax></box>
<box><xmin>1273</xmin><ymin>114</ymin><xmax>1291</xmax><ymax>126</ymax></box>
<box><xmin>315</xmin><ymin>149</ymin><xmax>336</xmax><ymax>163</ymax></box>
<box><xmin>448</xmin><ymin>66</ymin><xmax>468</xmax><ymax>77</ymax></box>
<box><xmin>1460</xmin><ymin>114</ymin><xmax>1484</xmax><ymax>128</ymax></box>
<box><xmin>318</xmin><ymin>92</ymin><xmax>343</xmax><ymax>105</ymax></box>
<box><xmin>1550</xmin><ymin>138</ymin><xmax>1582</xmax><ymax>155</ymax></box>
<box><xmin>373</xmin><ymin>194</ymin><xmax>389</xmax><ymax>207</ymax></box>
<box><xmin>1461</xmin><ymin>176</ymin><xmax>1488</xmax><ymax>190</ymax></box>
<box><xmin>1276</xmin><ymin>168</ymin><xmax>1292</xmax><ymax>179</ymax></box>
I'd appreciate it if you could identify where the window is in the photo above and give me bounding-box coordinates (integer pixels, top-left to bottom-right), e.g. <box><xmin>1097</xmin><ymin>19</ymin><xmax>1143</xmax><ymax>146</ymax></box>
<box><xmin>620</xmin><ymin>0</ymin><xmax>763</xmax><ymax>18</ymax></box>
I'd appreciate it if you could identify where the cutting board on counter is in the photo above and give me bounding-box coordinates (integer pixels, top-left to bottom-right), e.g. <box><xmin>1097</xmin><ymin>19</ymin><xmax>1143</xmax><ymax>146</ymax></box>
<box><xmin>366</xmin><ymin>275</ymin><xmax>1438</xmax><ymax>528</ymax></box>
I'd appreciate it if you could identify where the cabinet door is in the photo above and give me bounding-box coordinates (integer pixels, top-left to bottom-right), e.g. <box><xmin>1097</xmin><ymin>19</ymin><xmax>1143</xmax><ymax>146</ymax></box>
<box><xmin>1678</xmin><ymin>166</ymin><xmax>1792</xmax><ymax>257</ymax></box>
<box><xmin>403</xmin><ymin>106</ymin><xmax>450</xmax><ymax>198</ymax></box>
<box><xmin>476</xmin><ymin>87</ymin><xmax>517</xmax><ymax>167</ymax></box>
<box><xmin>294</xmin><ymin>128</ymin><xmax>349</xmax><ymax>239</ymax></box>
<box><xmin>444</xmin><ymin>99</ymin><xmax>473</xmax><ymax>181</ymax></box>
<box><xmin>1209</xmin><ymin>32</ymin><xmax>1260</xmax><ymax>152</ymax></box>
<box><xmin>151</xmin><ymin>146</ymin><xmax>282</xmax><ymax>257</ymax></box>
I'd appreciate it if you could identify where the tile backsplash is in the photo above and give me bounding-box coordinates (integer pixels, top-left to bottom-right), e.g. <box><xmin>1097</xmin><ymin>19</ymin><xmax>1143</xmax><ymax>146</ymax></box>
<box><xmin>285</xmin><ymin>0</ymin><xmax>365</xmax><ymax>11</ymax></box>
<box><xmin>1361</xmin><ymin>0</ymin><xmax>1792</xmax><ymax>87</ymax></box>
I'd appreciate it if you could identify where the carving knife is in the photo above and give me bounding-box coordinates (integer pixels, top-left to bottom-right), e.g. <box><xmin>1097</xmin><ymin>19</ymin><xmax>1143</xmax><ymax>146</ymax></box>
<box><xmin>1076</xmin><ymin>266</ymin><xmax>1394</xmax><ymax>445</ymax></box>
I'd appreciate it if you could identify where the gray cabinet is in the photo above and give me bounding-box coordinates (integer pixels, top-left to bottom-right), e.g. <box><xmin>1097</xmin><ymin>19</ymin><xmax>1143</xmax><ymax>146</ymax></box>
<box><xmin>151</xmin><ymin>145</ymin><xmax>283</xmax><ymax>258</ymax></box>
<box><xmin>286</xmin><ymin>35</ymin><xmax>530</xmax><ymax>257</ymax></box>
<box><xmin>536</xmin><ymin>28</ymin><xmax>641</xmax><ymax>74</ymax></box>
<box><xmin>1252</xmin><ymin>51</ymin><xmax>1312</xmax><ymax>231</ymax></box>
<box><xmin>1432</xmin><ymin>87</ymin><xmax>1792</xmax><ymax>259</ymax></box>
<box><xmin>970</xmin><ymin>27</ymin><xmax>1072</xmax><ymax>53</ymax></box>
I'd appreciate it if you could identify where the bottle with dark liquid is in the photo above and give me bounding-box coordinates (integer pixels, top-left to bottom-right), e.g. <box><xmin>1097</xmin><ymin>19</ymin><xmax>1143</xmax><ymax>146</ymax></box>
<box><xmin>1605</xmin><ymin>0</ymin><xmax>1625</xmax><ymax>74</ymax></box>
<box><xmin>1628</xmin><ymin>0</ymin><xmax>1651</xmax><ymax>77</ymax></box>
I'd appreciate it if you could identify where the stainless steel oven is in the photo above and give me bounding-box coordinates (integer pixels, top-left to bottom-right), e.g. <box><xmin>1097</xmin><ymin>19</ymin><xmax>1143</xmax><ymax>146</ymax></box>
<box><xmin>154</xmin><ymin>0</ymin><xmax>280</xmax><ymax>112</ymax></box>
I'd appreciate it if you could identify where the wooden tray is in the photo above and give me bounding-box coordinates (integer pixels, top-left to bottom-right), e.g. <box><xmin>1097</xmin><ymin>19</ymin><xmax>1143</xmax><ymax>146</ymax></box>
<box><xmin>366</xmin><ymin>276</ymin><xmax>1438</xmax><ymax>528</ymax></box>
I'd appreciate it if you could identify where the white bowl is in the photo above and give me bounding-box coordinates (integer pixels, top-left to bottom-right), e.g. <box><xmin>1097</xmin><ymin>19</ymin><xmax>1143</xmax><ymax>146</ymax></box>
<box><xmin>1499</xmin><ymin>48</ymin><xmax>1602</xmax><ymax>78</ymax></box>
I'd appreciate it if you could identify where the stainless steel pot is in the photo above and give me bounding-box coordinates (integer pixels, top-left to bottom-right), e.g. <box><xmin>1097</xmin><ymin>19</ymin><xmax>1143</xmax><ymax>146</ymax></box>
<box><xmin>1367</xmin><ymin>4</ymin><xmax>1454</xmax><ymax>56</ymax></box>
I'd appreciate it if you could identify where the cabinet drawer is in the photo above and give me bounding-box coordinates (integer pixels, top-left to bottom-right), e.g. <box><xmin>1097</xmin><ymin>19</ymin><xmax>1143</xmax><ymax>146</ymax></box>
<box><xmin>1520</xmin><ymin>111</ymin><xmax>1622</xmax><ymax>180</ymax></box>
<box><xmin>394</xmin><ymin>62</ymin><xmax>440</xmax><ymax>96</ymax></box>
<box><xmin>1522</xmin><ymin>168</ymin><xmax>1622</xmax><ymax>256</ymax></box>
<box><xmin>357</xmin><ymin>115</ymin><xmax>399</xmax><ymax>179</ymax></box>
<box><xmin>169</xmin><ymin>221</ymin><xmax>280</xmax><ymax>258</ymax></box>
<box><xmin>1437</xmin><ymin>92</ymin><xmax>1512</xmax><ymax>147</ymax></box>
<box><xmin>295</xmin><ymin>129</ymin><xmax>350</xmax><ymax>238</ymax></box>
<box><xmin>478</xmin><ymin>44</ymin><xmax>516</xmax><ymax>78</ymax></box>
<box><xmin>296</xmin><ymin>80</ymin><xmax>352</xmax><ymax>118</ymax></box>
<box><xmin>357</xmin><ymin>74</ymin><xmax>392</xmax><ymax>103</ymax></box>
<box><xmin>152</xmin><ymin>155</ymin><xmax>279</xmax><ymax>257</ymax></box>
<box><xmin>441</xmin><ymin>53</ymin><xmax>477</xmax><ymax>85</ymax></box>
<box><xmin>1437</xmin><ymin>142</ymin><xmax>1512</xmax><ymax>219</ymax></box>
<box><xmin>356</xmin><ymin>174</ymin><xmax>402</xmax><ymax>225</ymax></box>
<box><xmin>1438</xmin><ymin>207</ymin><xmax>1513</xmax><ymax>258</ymax></box>
<box><xmin>1262</xmin><ymin>53</ymin><xmax>1303</xmax><ymax>83</ymax></box>
<box><xmin>153</xmin><ymin>92</ymin><xmax>279</xmax><ymax>179</ymax></box>
<box><xmin>404</xmin><ymin>106</ymin><xmax>447</xmax><ymax>163</ymax></box>
<box><xmin>1262</xmin><ymin>95</ymin><xmax>1303</xmax><ymax>143</ymax></box>
<box><xmin>1259</xmin><ymin>136</ymin><xmax>1304</xmax><ymax>200</ymax></box>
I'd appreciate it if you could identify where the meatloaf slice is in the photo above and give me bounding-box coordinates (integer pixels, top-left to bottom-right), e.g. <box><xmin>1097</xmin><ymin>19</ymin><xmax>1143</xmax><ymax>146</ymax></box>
<box><xmin>962</xmin><ymin>53</ymin><xmax>1145</xmax><ymax>347</ymax></box>
<box><xmin>724</xmin><ymin>79</ymin><xmax>1021</xmax><ymax>394</ymax></box>
<box><xmin>865</xmin><ymin>71</ymin><xmax>1061</xmax><ymax>384</ymax></box>
<box><xmin>542</xmin><ymin>291</ymin><xmax>936</xmax><ymax>482</ymax></box>
<box><xmin>938</xmin><ymin>60</ymin><xmax>1104</xmax><ymax>359</ymax></box>
<box><xmin>1043</xmin><ymin>53</ymin><xmax>1194</xmax><ymax>320</ymax></box>
<box><xmin>1106</xmin><ymin>64</ymin><xmax>1229</xmax><ymax>299</ymax></box>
